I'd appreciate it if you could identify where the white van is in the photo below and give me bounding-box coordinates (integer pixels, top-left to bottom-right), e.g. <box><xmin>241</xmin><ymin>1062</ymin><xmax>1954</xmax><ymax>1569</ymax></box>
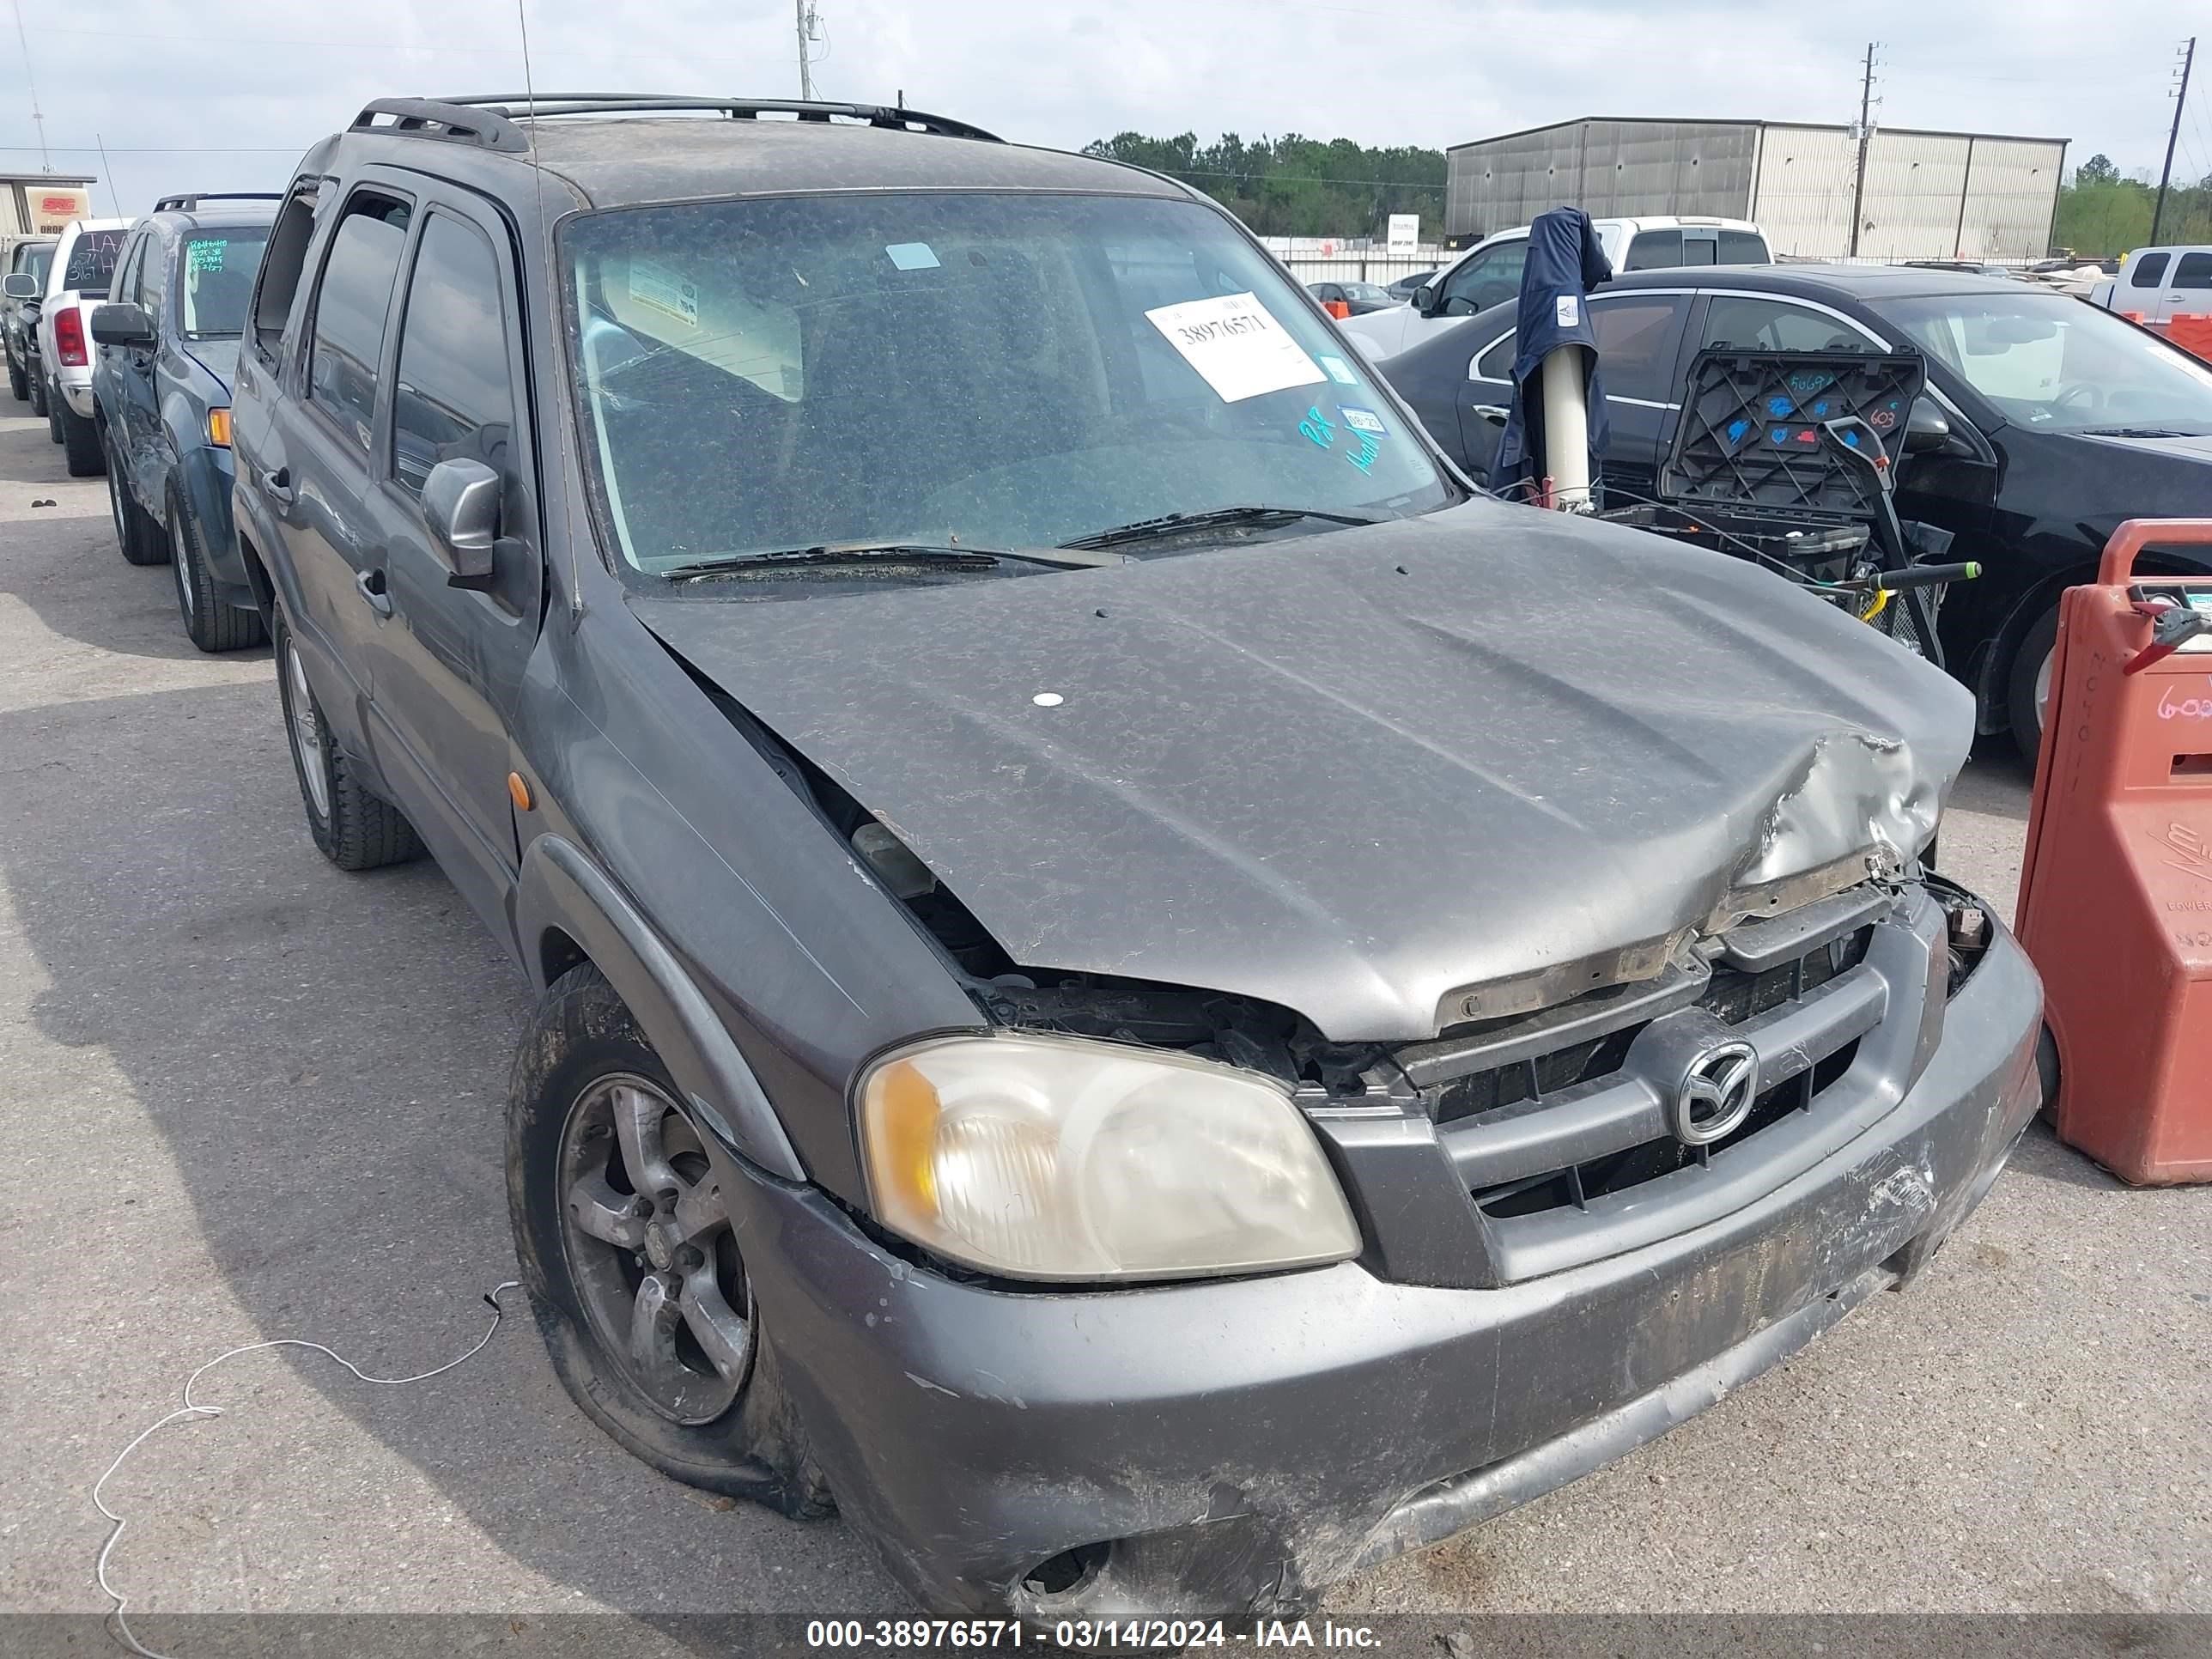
<box><xmin>1339</xmin><ymin>215</ymin><xmax>1770</xmax><ymax>359</ymax></box>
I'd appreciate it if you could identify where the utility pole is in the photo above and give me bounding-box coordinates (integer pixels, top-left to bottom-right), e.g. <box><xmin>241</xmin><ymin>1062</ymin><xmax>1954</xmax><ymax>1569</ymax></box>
<box><xmin>795</xmin><ymin>0</ymin><xmax>818</xmax><ymax>101</ymax></box>
<box><xmin>2151</xmin><ymin>37</ymin><xmax>2196</xmax><ymax>246</ymax></box>
<box><xmin>1848</xmin><ymin>41</ymin><xmax>1880</xmax><ymax>258</ymax></box>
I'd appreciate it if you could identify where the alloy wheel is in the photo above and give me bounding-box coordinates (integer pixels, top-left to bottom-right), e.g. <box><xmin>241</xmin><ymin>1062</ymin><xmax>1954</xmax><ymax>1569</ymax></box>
<box><xmin>284</xmin><ymin>638</ymin><xmax>331</xmax><ymax>821</ymax></box>
<box><xmin>172</xmin><ymin>511</ymin><xmax>196</xmax><ymax>622</ymax></box>
<box><xmin>557</xmin><ymin>1074</ymin><xmax>755</xmax><ymax>1425</ymax></box>
<box><xmin>2033</xmin><ymin>644</ymin><xmax>2053</xmax><ymax>734</ymax></box>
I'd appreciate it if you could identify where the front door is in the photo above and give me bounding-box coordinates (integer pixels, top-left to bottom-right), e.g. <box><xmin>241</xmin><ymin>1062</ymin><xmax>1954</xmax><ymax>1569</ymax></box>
<box><xmin>357</xmin><ymin>198</ymin><xmax>543</xmax><ymax>924</ymax></box>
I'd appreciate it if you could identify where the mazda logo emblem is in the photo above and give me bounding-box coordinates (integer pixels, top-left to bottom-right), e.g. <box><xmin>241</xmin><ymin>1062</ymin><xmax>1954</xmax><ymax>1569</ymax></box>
<box><xmin>1670</xmin><ymin>1040</ymin><xmax>1760</xmax><ymax>1146</ymax></box>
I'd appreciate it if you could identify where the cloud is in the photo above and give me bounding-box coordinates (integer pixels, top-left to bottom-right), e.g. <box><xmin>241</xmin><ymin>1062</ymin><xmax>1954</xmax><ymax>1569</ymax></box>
<box><xmin>0</xmin><ymin>0</ymin><xmax>2191</xmax><ymax>216</ymax></box>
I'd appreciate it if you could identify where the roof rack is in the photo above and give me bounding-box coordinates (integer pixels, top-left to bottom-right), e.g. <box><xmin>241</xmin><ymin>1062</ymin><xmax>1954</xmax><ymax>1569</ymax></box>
<box><xmin>400</xmin><ymin>93</ymin><xmax>1003</xmax><ymax>145</ymax></box>
<box><xmin>349</xmin><ymin>98</ymin><xmax>531</xmax><ymax>154</ymax></box>
<box><xmin>152</xmin><ymin>191</ymin><xmax>284</xmax><ymax>213</ymax></box>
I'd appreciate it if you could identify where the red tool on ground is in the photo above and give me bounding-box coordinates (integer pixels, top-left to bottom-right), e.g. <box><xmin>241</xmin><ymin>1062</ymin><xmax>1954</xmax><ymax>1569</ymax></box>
<box><xmin>2018</xmin><ymin>517</ymin><xmax>2212</xmax><ymax>1183</ymax></box>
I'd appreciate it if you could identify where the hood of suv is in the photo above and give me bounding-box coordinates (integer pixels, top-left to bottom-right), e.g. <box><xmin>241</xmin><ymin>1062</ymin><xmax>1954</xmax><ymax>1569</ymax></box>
<box><xmin>633</xmin><ymin>502</ymin><xmax>1971</xmax><ymax>1042</ymax></box>
<box><xmin>182</xmin><ymin>338</ymin><xmax>238</xmax><ymax>399</ymax></box>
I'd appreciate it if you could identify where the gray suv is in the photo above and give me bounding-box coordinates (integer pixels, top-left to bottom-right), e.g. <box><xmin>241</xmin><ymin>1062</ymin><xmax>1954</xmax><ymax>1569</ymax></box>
<box><xmin>230</xmin><ymin>94</ymin><xmax>2045</xmax><ymax>1621</ymax></box>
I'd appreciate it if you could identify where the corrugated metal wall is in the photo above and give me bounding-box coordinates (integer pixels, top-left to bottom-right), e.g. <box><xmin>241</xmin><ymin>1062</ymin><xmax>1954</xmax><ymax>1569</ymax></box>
<box><xmin>1445</xmin><ymin>121</ymin><xmax>1756</xmax><ymax>238</ymax></box>
<box><xmin>1446</xmin><ymin>120</ymin><xmax>2063</xmax><ymax>259</ymax></box>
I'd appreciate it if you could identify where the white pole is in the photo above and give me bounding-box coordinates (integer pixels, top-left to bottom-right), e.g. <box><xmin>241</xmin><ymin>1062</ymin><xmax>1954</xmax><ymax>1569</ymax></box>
<box><xmin>1540</xmin><ymin>349</ymin><xmax>1592</xmax><ymax>510</ymax></box>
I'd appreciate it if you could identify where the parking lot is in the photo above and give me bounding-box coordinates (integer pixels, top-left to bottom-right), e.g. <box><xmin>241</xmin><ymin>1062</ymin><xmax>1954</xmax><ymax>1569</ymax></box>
<box><xmin>1</xmin><ymin>396</ymin><xmax>2208</xmax><ymax>1645</ymax></box>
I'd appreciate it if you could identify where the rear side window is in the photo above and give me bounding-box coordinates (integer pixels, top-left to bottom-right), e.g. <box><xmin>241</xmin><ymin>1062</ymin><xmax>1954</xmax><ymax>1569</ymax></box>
<box><xmin>307</xmin><ymin>191</ymin><xmax>412</xmax><ymax>453</ymax></box>
<box><xmin>252</xmin><ymin>184</ymin><xmax>325</xmax><ymax>364</ymax></box>
<box><xmin>2176</xmin><ymin>252</ymin><xmax>2212</xmax><ymax>289</ymax></box>
<box><xmin>2130</xmin><ymin>252</ymin><xmax>2171</xmax><ymax>289</ymax></box>
<box><xmin>391</xmin><ymin>213</ymin><xmax>516</xmax><ymax>500</ymax></box>
<box><xmin>1624</xmin><ymin>229</ymin><xmax>1683</xmax><ymax>271</ymax></box>
<box><xmin>1717</xmin><ymin>230</ymin><xmax>1767</xmax><ymax>264</ymax></box>
<box><xmin>1474</xmin><ymin>331</ymin><xmax>1516</xmax><ymax>380</ymax></box>
<box><xmin>62</xmin><ymin>228</ymin><xmax>125</xmax><ymax>295</ymax></box>
<box><xmin>1589</xmin><ymin>297</ymin><xmax>1688</xmax><ymax>401</ymax></box>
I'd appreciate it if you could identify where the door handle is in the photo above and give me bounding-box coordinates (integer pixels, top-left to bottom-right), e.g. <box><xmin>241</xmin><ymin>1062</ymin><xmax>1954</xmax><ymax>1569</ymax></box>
<box><xmin>261</xmin><ymin>465</ymin><xmax>293</xmax><ymax>505</ymax></box>
<box><xmin>1471</xmin><ymin>404</ymin><xmax>1509</xmax><ymax>424</ymax></box>
<box><xmin>355</xmin><ymin>567</ymin><xmax>392</xmax><ymax>617</ymax></box>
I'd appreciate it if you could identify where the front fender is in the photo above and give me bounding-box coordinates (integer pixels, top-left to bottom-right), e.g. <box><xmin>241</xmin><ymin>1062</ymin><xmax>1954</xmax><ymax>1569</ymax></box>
<box><xmin>514</xmin><ymin>834</ymin><xmax>806</xmax><ymax>1182</ymax></box>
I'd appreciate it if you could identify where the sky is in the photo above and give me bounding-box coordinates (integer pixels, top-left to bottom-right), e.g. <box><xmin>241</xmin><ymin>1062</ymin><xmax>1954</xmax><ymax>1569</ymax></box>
<box><xmin>4</xmin><ymin>0</ymin><xmax>2203</xmax><ymax>219</ymax></box>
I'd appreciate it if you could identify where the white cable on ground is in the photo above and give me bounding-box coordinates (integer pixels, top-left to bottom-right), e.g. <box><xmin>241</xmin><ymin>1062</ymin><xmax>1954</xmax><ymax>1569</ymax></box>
<box><xmin>92</xmin><ymin>1281</ymin><xmax>523</xmax><ymax>1659</ymax></box>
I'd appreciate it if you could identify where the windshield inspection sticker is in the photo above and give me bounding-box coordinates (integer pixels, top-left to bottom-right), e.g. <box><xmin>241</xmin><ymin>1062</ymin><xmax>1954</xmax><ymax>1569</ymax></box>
<box><xmin>885</xmin><ymin>242</ymin><xmax>941</xmax><ymax>270</ymax></box>
<box><xmin>1338</xmin><ymin>406</ymin><xmax>1387</xmax><ymax>437</ymax></box>
<box><xmin>1319</xmin><ymin>353</ymin><xmax>1358</xmax><ymax>386</ymax></box>
<box><xmin>1146</xmin><ymin>292</ymin><xmax>1326</xmax><ymax>403</ymax></box>
<box><xmin>628</xmin><ymin>261</ymin><xmax>699</xmax><ymax>328</ymax></box>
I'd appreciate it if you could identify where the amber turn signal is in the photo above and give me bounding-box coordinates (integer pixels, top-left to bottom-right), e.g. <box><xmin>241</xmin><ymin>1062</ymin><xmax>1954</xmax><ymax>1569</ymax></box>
<box><xmin>507</xmin><ymin>771</ymin><xmax>532</xmax><ymax>812</ymax></box>
<box><xmin>206</xmin><ymin>407</ymin><xmax>232</xmax><ymax>447</ymax></box>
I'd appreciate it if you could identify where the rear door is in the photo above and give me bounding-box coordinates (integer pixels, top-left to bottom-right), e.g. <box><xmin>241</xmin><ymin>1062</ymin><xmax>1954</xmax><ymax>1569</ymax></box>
<box><xmin>357</xmin><ymin>197</ymin><xmax>542</xmax><ymax>923</ymax></box>
<box><xmin>270</xmin><ymin>181</ymin><xmax>413</xmax><ymax>749</ymax></box>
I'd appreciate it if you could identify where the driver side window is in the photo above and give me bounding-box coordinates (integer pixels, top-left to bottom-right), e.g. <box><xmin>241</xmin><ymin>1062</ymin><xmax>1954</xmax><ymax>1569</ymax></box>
<box><xmin>1441</xmin><ymin>243</ymin><xmax>1526</xmax><ymax>315</ymax></box>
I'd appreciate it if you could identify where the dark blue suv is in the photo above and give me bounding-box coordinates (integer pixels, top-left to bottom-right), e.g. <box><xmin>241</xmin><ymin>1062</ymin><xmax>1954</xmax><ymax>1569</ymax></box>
<box><xmin>90</xmin><ymin>193</ymin><xmax>277</xmax><ymax>651</ymax></box>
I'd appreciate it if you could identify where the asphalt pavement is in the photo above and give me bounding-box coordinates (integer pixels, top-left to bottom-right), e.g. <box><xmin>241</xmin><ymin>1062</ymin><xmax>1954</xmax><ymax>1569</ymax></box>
<box><xmin>0</xmin><ymin>407</ymin><xmax>2205</xmax><ymax>1652</ymax></box>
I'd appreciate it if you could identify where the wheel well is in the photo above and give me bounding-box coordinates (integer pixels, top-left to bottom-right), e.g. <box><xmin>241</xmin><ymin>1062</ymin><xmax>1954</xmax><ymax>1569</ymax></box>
<box><xmin>538</xmin><ymin>925</ymin><xmax>591</xmax><ymax>990</ymax></box>
<box><xmin>235</xmin><ymin>531</ymin><xmax>276</xmax><ymax>623</ymax></box>
<box><xmin>1981</xmin><ymin>549</ymin><xmax>2212</xmax><ymax>726</ymax></box>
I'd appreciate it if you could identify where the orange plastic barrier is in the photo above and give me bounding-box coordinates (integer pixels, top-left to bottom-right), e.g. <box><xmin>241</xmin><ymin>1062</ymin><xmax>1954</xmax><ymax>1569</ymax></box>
<box><xmin>2018</xmin><ymin>518</ymin><xmax>2212</xmax><ymax>1182</ymax></box>
<box><xmin>2167</xmin><ymin>313</ymin><xmax>2212</xmax><ymax>363</ymax></box>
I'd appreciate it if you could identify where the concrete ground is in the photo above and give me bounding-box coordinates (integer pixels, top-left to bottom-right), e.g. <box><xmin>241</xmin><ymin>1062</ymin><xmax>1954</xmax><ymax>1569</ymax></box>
<box><xmin>0</xmin><ymin>406</ymin><xmax>2205</xmax><ymax>1650</ymax></box>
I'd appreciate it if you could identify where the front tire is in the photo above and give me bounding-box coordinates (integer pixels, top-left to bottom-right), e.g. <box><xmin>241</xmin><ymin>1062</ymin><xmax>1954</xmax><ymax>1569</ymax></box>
<box><xmin>7</xmin><ymin>348</ymin><xmax>25</xmax><ymax>402</ymax></box>
<box><xmin>168</xmin><ymin>485</ymin><xmax>265</xmax><ymax>650</ymax></box>
<box><xmin>2008</xmin><ymin>605</ymin><xmax>2061</xmax><ymax>767</ymax></box>
<box><xmin>507</xmin><ymin>962</ymin><xmax>833</xmax><ymax>1516</ymax></box>
<box><xmin>271</xmin><ymin>608</ymin><xmax>422</xmax><ymax>871</ymax></box>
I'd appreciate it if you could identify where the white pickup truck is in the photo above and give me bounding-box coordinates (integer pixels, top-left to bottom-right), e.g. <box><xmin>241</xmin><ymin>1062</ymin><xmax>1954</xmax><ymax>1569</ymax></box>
<box><xmin>33</xmin><ymin>216</ymin><xmax>128</xmax><ymax>475</ymax></box>
<box><xmin>1339</xmin><ymin>215</ymin><xmax>1770</xmax><ymax>360</ymax></box>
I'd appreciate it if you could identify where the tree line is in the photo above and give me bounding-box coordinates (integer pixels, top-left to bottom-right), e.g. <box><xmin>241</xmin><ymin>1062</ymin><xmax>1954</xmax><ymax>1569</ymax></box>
<box><xmin>1080</xmin><ymin>131</ymin><xmax>2212</xmax><ymax>258</ymax></box>
<box><xmin>2055</xmin><ymin>154</ymin><xmax>2212</xmax><ymax>256</ymax></box>
<box><xmin>1080</xmin><ymin>132</ymin><xmax>1446</xmax><ymax>240</ymax></box>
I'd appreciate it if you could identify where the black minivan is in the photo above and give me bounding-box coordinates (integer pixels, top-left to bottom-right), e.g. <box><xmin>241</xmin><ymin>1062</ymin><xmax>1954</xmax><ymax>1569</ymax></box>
<box><xmin>1379</xmin><ymin>263</ymin><xmax>2212</xmax><ymax>757</ymax></box>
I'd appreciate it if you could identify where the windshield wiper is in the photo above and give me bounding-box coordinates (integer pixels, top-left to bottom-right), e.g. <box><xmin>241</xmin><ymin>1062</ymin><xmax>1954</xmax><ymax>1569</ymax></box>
<box><xmin>1059</xmin><ymin>504</ymin><xmax>1384</xmax><ymax>551</ymax></box>
<box><xmin>668</xmin><ymin>540</ymin><xmax>1125</xmax><ymax>583</ymax></box>
<box><xmin>2078</xmin><ymin>426</ymin><xmax>2207</xmax><ymax>439</ymax></box>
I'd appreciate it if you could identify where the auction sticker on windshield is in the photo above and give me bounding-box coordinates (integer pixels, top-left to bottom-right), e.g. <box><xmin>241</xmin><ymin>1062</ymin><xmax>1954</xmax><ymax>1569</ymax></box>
<box><xmin>1146</xmin><ymin>292</ymin><xmax>1326</xmax><ymax>403</ymax></box>
<box><xmin>629</xmin><ymin>260</ymin><xmax>700</xmax><ymax>329</ymax></box>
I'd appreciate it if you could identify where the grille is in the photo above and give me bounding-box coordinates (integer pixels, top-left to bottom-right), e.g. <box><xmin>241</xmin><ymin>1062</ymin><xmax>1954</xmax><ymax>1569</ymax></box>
<box><xmin>1437</xmin><ymin>926</ymin><xmax>1869</xmax><ymax>1126</ymax></box>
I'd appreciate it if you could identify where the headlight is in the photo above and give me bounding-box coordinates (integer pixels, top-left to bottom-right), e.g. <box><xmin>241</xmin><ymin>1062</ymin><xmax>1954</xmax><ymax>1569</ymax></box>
<box><xmin>858</xmin><ymin>1033</ymin><xmax>1361</xmax><ymax>1281</ymax></box>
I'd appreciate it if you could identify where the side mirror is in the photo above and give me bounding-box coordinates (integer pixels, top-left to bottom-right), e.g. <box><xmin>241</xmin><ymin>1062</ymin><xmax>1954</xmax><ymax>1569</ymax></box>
<box><xmin>1412</xmin><ymin>283</ymin><xmax>1438</xmax><ymax>316</ymax></box>
<box><xmin>1904</xmin><ymin>396</ymin><xmax>1953</xmax><ymax>456</ymax></box>
<box><xmin>420</xmin><ymin>457</ymin><xmax>501</xmax><ymax>587</ymax></box>
<box><xmin>3</xmin><ymin>274</ymin><xmax>36</xmax><ymax>300</ymax></box>
<box><xmin>90</xmin><ymin>302</ymin><xmax>156</xmax><ymax>348</ymax></box>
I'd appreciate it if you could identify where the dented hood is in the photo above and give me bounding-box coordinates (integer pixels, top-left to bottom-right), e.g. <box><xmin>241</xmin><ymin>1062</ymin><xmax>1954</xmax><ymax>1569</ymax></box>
<box><xmin>631</xmin><ymin>501</ymin><xmax>1971</xmax><ymax>1042</ymax></box>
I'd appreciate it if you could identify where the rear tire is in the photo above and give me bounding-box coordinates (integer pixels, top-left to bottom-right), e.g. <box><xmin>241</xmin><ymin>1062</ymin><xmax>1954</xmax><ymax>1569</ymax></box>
<box><xmin>272</xmin><ymin>608</ymin><xmax>422</xmax><ymax>872</ymax></box>
<box><xmin>106</xmin><ymin>436</ymin><xmax>167</xmax><ymax>565</ymax></box>
<box><xmin>507</xmin><ymin>961</ymin><xmax>835</xmax><ymax>1517</ymax></box>
<box><xmin>2007</xmin><ymin>605</ymin><xmax>2061</xmax><ymax>768</ymax></box>
<box><xmin>44</xmin><ymin>379</ymin><xmax>62</xmax><ymax>441</ymax></box>
<box><xmin>59</xmin><ymin>398</ymin><xmax>104</xmax><ymax>476</ymax></box>
<box><xmin>168</xmin><ymin>484</ymin><xmax>264</xmax><ymax>651</ymax></box>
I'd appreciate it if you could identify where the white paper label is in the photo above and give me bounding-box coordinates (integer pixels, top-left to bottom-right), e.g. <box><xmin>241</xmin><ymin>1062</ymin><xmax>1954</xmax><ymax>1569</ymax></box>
<box><xmin>1319</xmin><ymin>353</ymin><xmax>1358</xmax><ymax>386</ymax></box>
<box><xmin>1555</xmin><ymin>295</ymin><xmax>1579</xmax><ymax>328</ymax></box>
<box><xmin>629</xmin><ymin>260</ymin><xmax>699</xmax><ymax>328</ymax></box>
<box><xmin>1145</xmin><ymin>292</ymin><xmax>1326</xmax><ymax>403</ymax></box>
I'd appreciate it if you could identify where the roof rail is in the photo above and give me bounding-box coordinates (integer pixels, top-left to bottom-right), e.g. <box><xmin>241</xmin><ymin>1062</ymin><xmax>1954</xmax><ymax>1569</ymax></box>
<box><xmin>437</xmin><ymin>93</ymin><xmax>1003</xmax><ymax>143</ymax></box>
<box><xmin>152</xmin><ymin>191</ymin><xmax>285</xmax><ymax>213</ymax></box>
<box><xmin>349</xmin><ymin>97</ymin><xmax>531</xmax><ymax>154</ymax></box>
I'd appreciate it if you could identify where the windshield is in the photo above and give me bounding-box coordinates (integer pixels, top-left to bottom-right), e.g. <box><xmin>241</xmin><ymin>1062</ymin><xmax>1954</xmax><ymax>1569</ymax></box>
<box><xmin>179</xmin><ymin>228</ymin><xmax>270</xmax><ymax>338</ymax></box>
<box><xmin>61</xmin><ymin>228</ymin><xmax>125</xmax><ymax>296</ymax></box>
<box><xmin>1881</xmin><ymin>289</ymin><xmax>2212</xmax><ymax>434</ymax></box>
<box><xmin>562</xmin><ymin>191</ymin><xmax>1451</xmax><ymax>575</ymax></box>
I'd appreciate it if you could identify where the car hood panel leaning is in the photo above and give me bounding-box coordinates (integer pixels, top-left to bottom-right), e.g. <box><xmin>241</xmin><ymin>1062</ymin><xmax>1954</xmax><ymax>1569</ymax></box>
<box><xmin>632</xmin><ymin>501</ymin><xmax>1971</xmax><ymax>1042</ymax></box>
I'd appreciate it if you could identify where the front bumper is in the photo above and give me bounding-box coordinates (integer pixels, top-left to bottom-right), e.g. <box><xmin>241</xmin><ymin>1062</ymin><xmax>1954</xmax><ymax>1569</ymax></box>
<box><xmin>735</xmin><ymin>919</ymin><xmax>2043</xmax><ymax>1620</ymax></box>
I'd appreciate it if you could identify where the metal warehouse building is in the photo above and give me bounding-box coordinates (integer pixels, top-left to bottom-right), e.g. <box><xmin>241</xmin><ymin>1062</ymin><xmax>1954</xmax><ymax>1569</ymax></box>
<box><xmin>1446</xmin><ymin>118</ymin><xmax>2068</xmax><ymax>261</ymax></box>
